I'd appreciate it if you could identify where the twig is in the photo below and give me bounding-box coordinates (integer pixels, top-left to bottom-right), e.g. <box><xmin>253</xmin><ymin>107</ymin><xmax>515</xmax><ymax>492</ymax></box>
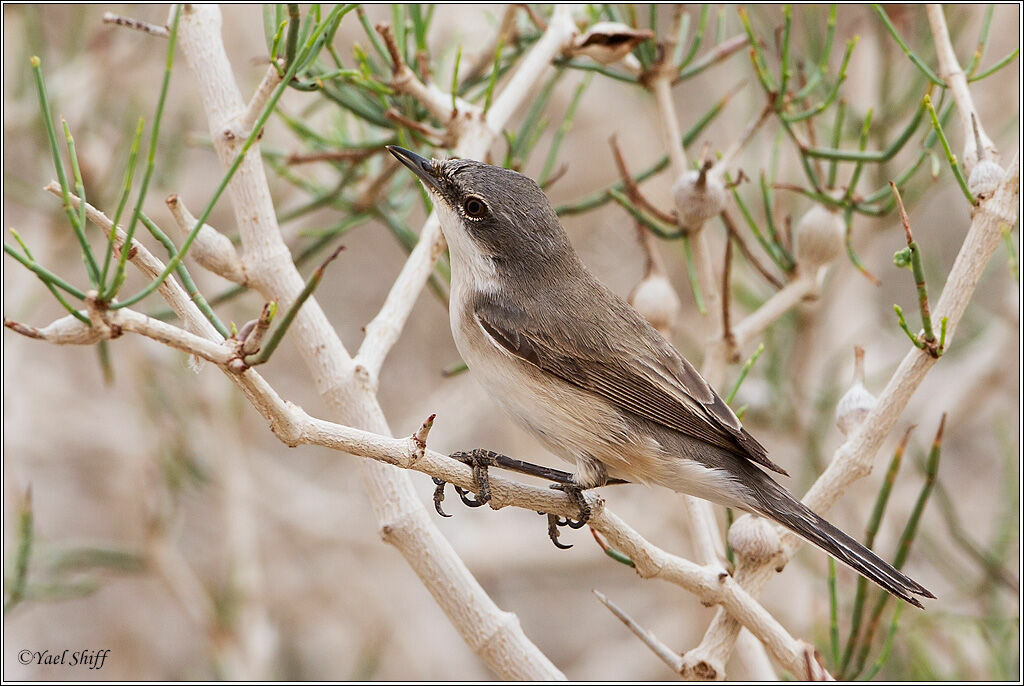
<box><xmin>102</xmin><ymin>12</ymin><xmax>169</xmax><ymax>38</ymax></box>
<box><xmin>719</xmin><ymin>210</ymin><xmax>784</xmax><ymax>289</ymax></box>
<box><xmin>165</xmin><ymin>193</ymin><xmax>246</xmax><ymax>284</ymax></box>
<box><xmin>376</xmin><ymin>22</ymin><xmax>463</xmax><ymax>126</ymax></box>
<box><xmin>890</xmin><ymin>182</ymin><xmax>941</xmax><ymax>356</ymax></box>
<box><xmin>592</xmin><ymin>590</ymin><xmax>684</xmax><ymax>674</ymax></box>
<box><xmin>7</xmin><ymin>304</ymin><xmax>832</xmax><ymax>679</ymax></box>
<box><xmin>609</xmin><ymin>135</ymin><xmax>676</xmax><ymax>224</ymax></box>
<box><xmin>240</xmin><ymin>62</ymin><xmax>284</xmax><ymax>135</ymax></box>
<box><xmin>681</xmin><ymin>156</ymin><xmax>1018</xmax><ymax>675</ymax></box>
<box><xmin>925</xmin><ymin>4</ymin><xmax>998</xmax><ymax>169</ymax></box>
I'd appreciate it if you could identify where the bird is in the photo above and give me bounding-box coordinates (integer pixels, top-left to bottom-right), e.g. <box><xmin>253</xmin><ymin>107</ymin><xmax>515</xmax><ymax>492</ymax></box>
<box><xmin>387</xmin><ymin>145</ymin><xmax>934</xmax><ymax>608</ymax></box>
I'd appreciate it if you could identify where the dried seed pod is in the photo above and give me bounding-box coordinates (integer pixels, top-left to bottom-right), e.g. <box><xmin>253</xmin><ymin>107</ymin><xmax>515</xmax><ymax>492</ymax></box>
<box><xmin>794</xmin><ymin>203</ymin><xmax>844</xmax><ymax>272</ymax></box>
<box><xmin>568</xmin><ymin>22</ymin><xmax>653</xmax><ymax>65</ymax></box>
<box><xmin>671</xmin><ymin>164</ymin><xmax>727</xmax><ymax>230</ymax></box>
<box><xmin>728</xmin><ymin>514</ymin><xmax>781</xmax><ymax>564</ymax></box>
<box><xmin>629</xmin><ymin>229</ymin><xmax>681</xmax><ymax>337</ymax></box>
<box><xmin>967</xmin><ymin>159</ymin><xmax>1004</xmax><ymax>200</ymax></box>
<box><xmin>629</xmin><ymin>269</ymin><xmax>682</xmax><ymax>337</ymax></box>
<box><xmin>836</xmin><ymin>347</ymin><xmax>876</xmax><ymax>438</ymax></box>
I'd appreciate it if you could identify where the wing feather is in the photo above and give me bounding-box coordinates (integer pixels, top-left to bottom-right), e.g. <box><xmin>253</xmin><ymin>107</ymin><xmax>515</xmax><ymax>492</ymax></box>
<box><xmin>475</xmin><ymin>298</ymin><xmax>789</xmax><ymax>476</ymax></box>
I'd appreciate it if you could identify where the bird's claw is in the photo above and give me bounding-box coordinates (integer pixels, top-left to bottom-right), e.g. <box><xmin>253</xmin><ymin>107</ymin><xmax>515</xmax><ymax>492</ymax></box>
<box><xmin>450</xmin><ymin>449</ymin><xmax>497</xmax><ymax>506</ymax></box>
<box><xmin>431</xmin><ymin>477</ymin><xmax>452</xmax><ymax>517</ymax></box>
<box><xmin>540</xmin><ymin>482</ymin><xmax>592</xmax><ymax>548</ymax></box>
<box><xmin>546</xmin><ymin>513</ymin><xmax>574</xmax><ymax>549</ymax></box>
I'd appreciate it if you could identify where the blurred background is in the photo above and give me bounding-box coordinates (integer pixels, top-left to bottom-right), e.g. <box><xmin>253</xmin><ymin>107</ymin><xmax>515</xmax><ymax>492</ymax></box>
<box><xmin>3</xmin><ymin>4</ymin><xmax>1019</xmax><ymax>680</ymax></box>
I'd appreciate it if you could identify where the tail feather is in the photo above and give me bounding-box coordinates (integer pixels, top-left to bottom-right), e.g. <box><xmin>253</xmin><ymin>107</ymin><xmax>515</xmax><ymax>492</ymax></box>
<box><xmin>750</xmin><ymin>483</ymin><xmax>934</xmax><ymax>608</ymax></box>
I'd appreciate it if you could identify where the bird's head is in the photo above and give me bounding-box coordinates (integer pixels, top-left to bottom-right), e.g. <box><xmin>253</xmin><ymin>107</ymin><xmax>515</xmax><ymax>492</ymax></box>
<box><xmin>387</xmin><ymin>146</ymin><xmax>573</xmax><ymax>274</ymax></box>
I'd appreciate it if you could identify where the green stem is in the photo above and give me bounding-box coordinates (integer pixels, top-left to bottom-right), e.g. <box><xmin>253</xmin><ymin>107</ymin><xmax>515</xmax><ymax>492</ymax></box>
<box><xmin>827</xmin><ymin>99</ymin><xmax>846</xmax><ymax>188</ymax></box>
<box><xmin>101</xmin><ymin>118</ymin><xmax>145</xmax><ymax>290</ymax></box>
<box><xmin>968</xmin><ymin>47</ymin><xmax>1019</xmax><ymax>82</ymax></box>
<box><xmin>923</xmin><ymin>94</ymin><xmax>976</xmax><ymax>205</ymax></box>
<box><xmin>114</xmin><ymin>7</ymin><xmax>346</xmax><ymax>310</ymax></box>
<box><xmin>245</xmin><ymin>244</ymin><xmax>345</xmax><ymax>366</ymax></box>
<box><xmin>680</xmin><ymin>234</ymin><xmax>705</xmax><ymax>314</ymax></box>
<box><xmin>4</xmin><ymin>242</ymin><xmax>89</xmax><ymax>302</ymax></box>
<box><xmin>842</xmin><ymin>108</ymin><xmax>873</xmax><ymax>203</ymax></box>
<box><xmin>783</xmin><ymin>36</ymin><xmax>856</xmax><ymax>123</ymax></box>
<box><xmin>285</xmin><ymin>5</ymin><xmax>301</xmax><ymax>69</ymax></box>
<box><xmin>607</xmin><ymin>188</ymin><xmax>685</xmax><ymax>239</ymax></box>
<box><xmin>6</xmin><ymin>232</ymin><xmax>89</xmax><ymax>323</ymax></box>
<box><xmin>137</xmin><ymin>213</ymin><xmax>230</xmax><ymax>338</ymax></box>
<box><xmin>872</xmin><ymin>5</ymin><xmax>946</xmax><ymax>87</ymax></box>
<box><xmin>3</xmin><ymin>489</ymin><xmax>33</xmax><ymax>614</ymax></box>
<box><xmin>539</xmin><ymin>74</ymin><xmax>592</xmax><ymax>186</ymax></box>
<box><xmin>840</xmin><ymin>430</ymin><xmax>909</xmax><ymax>676</ymax></box>
<box><xmin>847</xmin><ymin>416</ymin><xmax>943</xmax><ymax>679</ymax></box>
<box><xmin>803</xmin><ymin>99</ymin><xmax>925</xmax><ymax>162</ymax></box>
<box><xmin>893</xmin><ymin>304</ymin><xmax>926</xmax><ymax>349</ymax></box>
<box><xmin>31</xmin><ymin>57</ymin><xmax>99</xmax><ymax>287</ymax></box>
<box><xmin>61</xmin><ymin>119</ymin><xmax>99</xmax><ymax>284</ymax></box>
<box><xmin>726</xmin><ymin>342</ymin><xmax>764</xmax><ymax>404</ymax></box>
<box><xmin>106</xmin><ymin>5</ymin><xmax>181</xmax><ymax>300</ymax></box>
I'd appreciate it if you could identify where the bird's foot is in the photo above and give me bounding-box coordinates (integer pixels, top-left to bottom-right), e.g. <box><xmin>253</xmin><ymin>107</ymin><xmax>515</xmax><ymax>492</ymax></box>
<box><xmin>541</xmin><ymin>482</ymin><xmax>592</xmax><ymax>549</ymax></box>
<box><xmin>431</xmin><ymin>449</ymin><xmax>499</xmax><ymax>516</ymax></box>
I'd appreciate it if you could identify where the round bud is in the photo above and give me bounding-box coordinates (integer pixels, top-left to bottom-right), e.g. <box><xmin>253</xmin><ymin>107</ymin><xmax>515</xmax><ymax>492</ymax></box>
<box><xmin>629</xmin><ymin>271</ymin><xmax>681</xmax><ymax>337</ymax></box>
<box><xmin>728</xmin><ymin>514</ymin><xmax>781</xmax><ymax>564</ymax></box>
<box><xmin>967</xmin><ymin>159</ymin><xmax>1004</xmax><ymax>200</ymax></box>
<box><xmin>835</xmin><ymin>381</ymin><xmax>877</xmax><ymax>438</ymax></box>
<box><xmin>892</xmin><ymin>247</ymin><xmax>912</xmax><ymax>269</ymax></box>
<box><xmin>794</xmin><ymin>204</ymin><xmax>844</xmax><ymax>272</ymax></box>
<box><xmin>671</xmin><ymin>169</ymin><xmax>727</xmax><ymax>230</ymax></box>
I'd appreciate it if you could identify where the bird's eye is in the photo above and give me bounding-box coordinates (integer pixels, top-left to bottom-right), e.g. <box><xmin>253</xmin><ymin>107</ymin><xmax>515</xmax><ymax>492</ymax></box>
<box><xmin>463</xmin><ymin>196</ymin><xmax>488</xmax><ymax>219</ymax></box>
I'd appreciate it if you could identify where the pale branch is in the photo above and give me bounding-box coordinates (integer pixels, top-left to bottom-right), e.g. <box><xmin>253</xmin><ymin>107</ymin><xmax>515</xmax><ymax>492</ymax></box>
<box><xmin>674</xmin><ymin>34</ymin><xmax>749</xmax><ymax>83</ymax></box>
<box><xmin>165</xmin><ymin>193</ymin><xmax>247</xmax><ymax>284</ymax></box>
<box><xmin>648</xmin><ymin>47</ymin><xmax>727</xmax><ymax>573</ymax></box>
<box><xmin>355</xmin><ymin>5</ymin><xmax>578</xmax><ymax>387</ymax></box>
<box><xmin>925</xmin><ymin>4</ymin><xmax>998</xmax><ymax>169</ymax></box>
<box><xmin>683</xmin><ymin>156</ymin><xmax>1019</xmax><ymax>675</ymax></box>
<box><xmin>592</xmin><ymin>590</ymin><xmax>684</xmax><ymax>675</ymax></box>
<box><xmin>375</xmin><ymin>22</ymin><xmax>469</xmax><ymax>127</ymax></box>
<box><xmin>174</xmin><ymin>5</ymin><xmax>563</xmax><ymax>678</ymax></box>
<box><xmin>43</xmin><ymin>183</ymin><xmax>225</xmax><ymax>341</ymax></box>
<box><xmin>240</xmin><ymin>61</ymin><xmax>284</xmax><ymax>136</ymax></box>
<box><xmin>483</xmin><ymin>5</ymin><xmax>577</xmax><ymax>138</ymax></box>
<box><xmin>731</xmin><ymin>271</ymin><xmax>820</xmax><ymax>351</ymax></box>
<box><xmin>102</xmin><ymin>11</ymin><xmax>169</xmax><ymax>38</ymax></box>
<box><xmin>6</xmin><ymin>303</ymin><xmax>829</xmax><ymax>680</ymax></box>
<box><xmin>37</xmin><ymin>159</ymin><xmax>832</xmax><ymax>680</ymax></box>
<box><xmin>4</xmin><ymin>308</ymin><xmax>239</xmax><ymax>368</ymax></box>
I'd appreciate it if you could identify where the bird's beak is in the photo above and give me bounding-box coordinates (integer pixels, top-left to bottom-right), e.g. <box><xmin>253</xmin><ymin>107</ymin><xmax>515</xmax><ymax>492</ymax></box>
<box><xmin>387</xmin><ymin>145</ymin><xmax>442</xmax><ymax>193</ymax></box>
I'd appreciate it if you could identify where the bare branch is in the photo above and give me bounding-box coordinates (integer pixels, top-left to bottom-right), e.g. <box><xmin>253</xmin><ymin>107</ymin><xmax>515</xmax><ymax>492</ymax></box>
<box><xmin>103</xmin><ymin>12</ymin><xmax>169</xmax><ymax>38</ymax></box>
<box><xmin>165</xmin><ymin>193</ymin><xmax>247</xmax><ymax>284</ymax></box>
<box><xmin>925</xmin><ymin>5</ymin><xmax>998</xmax><ymax>170</ymax></box>
<box><xmin>592</xmin><ymin>590</ymin><xmax>684</xmax><ymax>674</ymax></box>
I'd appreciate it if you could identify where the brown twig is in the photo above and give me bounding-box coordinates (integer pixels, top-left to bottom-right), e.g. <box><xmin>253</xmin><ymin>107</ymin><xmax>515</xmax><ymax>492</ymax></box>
<box><xmin>384</xmin><ymin>108</ymin><xmax>445</xmax><ymax>143</ymax></box>
<box><xmin>102</xmin><ymin>12</ymin><xmax>169</xmax><ymax>38</ymax></box>
<box><xmin>719</xmin><ymin>210</ymin><xmax>785</xmax><ymax>289</ymax></box>
<box><xmin>722</xmin><ymin>237</ymin><xmax>735</xmax><ymax>348</ymax></box>
<box><xmin>608</xmin><ymin>135</ymin><xmax>677</xmax><ymax>225</ymax></box>
<box><xmin>285</xmin><ymin>148</ymin><xmax>381</xmax><ymax>165</ymax></box>
<box><xmin>517</xmin><ymin>4</ymin><xmax>547</xmax><ymax>32</ymax></box>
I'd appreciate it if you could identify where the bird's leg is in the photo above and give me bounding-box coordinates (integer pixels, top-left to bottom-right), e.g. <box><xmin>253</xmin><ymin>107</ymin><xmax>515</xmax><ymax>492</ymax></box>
<box><xmin>433</xmin><ymin>449</ymin><xmax>627</xmax><ymax>550</ymax></box>
<box><xmin>447</xmin><ymin>448</ymin><xmax>500</xmax><ymax>507</ymax></box>
<box><xmin>542</xmin><ymin>457</ymin><xmax>613</xmax><ymax>548</ymax></box>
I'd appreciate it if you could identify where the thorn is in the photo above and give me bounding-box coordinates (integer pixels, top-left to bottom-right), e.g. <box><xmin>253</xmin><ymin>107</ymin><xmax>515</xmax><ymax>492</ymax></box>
<box><xmin>4</xmin><ymin>319</ymin><xmax>44</xmax><ymax>339</ymax></box>
<box><xmin>411</xmin><ymin>413</ymin><xmax>436</xmax><ymax>462</ymax></box>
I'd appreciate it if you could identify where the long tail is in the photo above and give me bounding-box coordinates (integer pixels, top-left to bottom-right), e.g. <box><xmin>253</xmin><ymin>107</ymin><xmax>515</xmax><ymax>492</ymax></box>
<box><xmin>749</xmin><ymin>479</ymin><xmax>934</xmax><ymax>608</ymax></box>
